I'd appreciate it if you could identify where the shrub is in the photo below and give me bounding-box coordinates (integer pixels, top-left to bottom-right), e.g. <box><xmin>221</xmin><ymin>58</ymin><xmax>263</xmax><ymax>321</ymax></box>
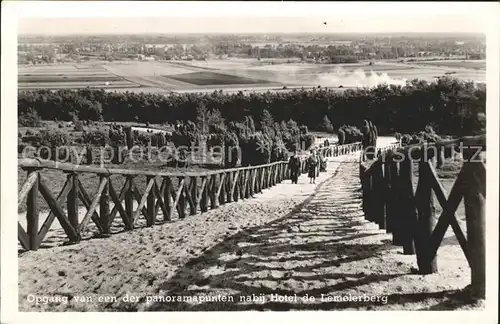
<box><xmin>171</xmin><ymin>121</ymin><xmax>199</xmax><ymax>148</ymax></box>
<box><xmin>361</xmin><ymin>120</ymin><xmax>373</xmax><ymax>149</ymax></box>
<box><xmin>245</xmin><ymin>116</ymin><xmax>256</xmax><ymax>134</ymax></box>
<box><xmin>401</xmin><ymin>134</ymin><xmax>412</xmax><ymax>146</ymax></box>
<box><xmin>82</xmin><ymin>129</ymin><xmax>109</xmax><ymax>146</ymax></box>
<box><xmin>224</xmin><ymin>131</ymin><xmax>240</xmax><ymax>168</ymax></box>
<box><xmin>410</xmin><ymin>135</ymin><xmax>422</xmax><ymax>145</ymax></box>
<box><xmin>19</xmin><ymin>107</ymin><xmax>41</xmax><ymax>127</ymax></box>
<box><xmin>38</xmin><ymin>129</ymin><xmax>70</xmax><ymax>147</ymax></box>
<box><xmin>18</xmin><ymin>138</ymin><xmax>27</xmax><ymax>154</ymax></box>
<box><xmin>108</xmin><ymin>127</ymin><xmax>127</xmax><ymax>147</ymax></box>
<box><xmin>300</xmin><ymin>134</ymin><xmax>315</xmax><ymax>150</ymax></box>
<box><xmin>230</xmin><ymin>121</ymin><xmax>253</xmax><ymax>144</ymax></box>
<box><xmin>260</xmin><ymin>109</ymin><xmax>274</xmax><ymax>130</ymax></box>
<box><xmin>135</xmin><ymin>132</ymin><xmax>153</xmax><ymax>147</ymax></box>
<box><xmin>73</xmin><ymin>119</ymin><xmax>85</xmax><ymax>131</ymax></box>
<box><xmin>242</xmin><ymin>133</ymin><xmax>271</xmax><ymax>166</ymax></box>
<box><xmin>206</xmin><ymin>133</ymin><xmax>225</xmax><ymax>166</ymax></box>
<box><xmin>338</xmin><ymin>129</ymin><xmax>346</xmax><ymax>145</ymax></box>
<box><xmin>30</xmin><ymin>129</ymin><xmax>71</xmax><ymax>161</ymax></box>
<box><xmin>371</xmin><ymin>122</ymin><xmax>378</xmax><ymax>146</ymax></box>
<box><xmin>340</xmin><ymin>125</ymin><xmax>363</xmax><ymax>144</ymax></box>
<box><xmin>322</xmin><ymin>116</ymin><xmax>334</xmax><ymax>133</ymax></box>
<box><xmin>271</xmin><ymin>137</ymin><xmax>287</xmax><ymax>162</ymax></box>
<box><xmin>425</xmin><ymin>124</ymin><xmax>436</xmax><ymax>135</ymax></box>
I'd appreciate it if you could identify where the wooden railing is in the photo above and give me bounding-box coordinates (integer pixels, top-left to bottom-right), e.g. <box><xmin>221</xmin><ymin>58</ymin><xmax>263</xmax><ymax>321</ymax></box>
<box><xmin>18</xmin><ymin>142</ymin><xmax>363</xmax><ymax>252</ymax></box>
<box><xmin>360</xmin><ymin>143</ymin><xmax>402</xmax><ymax>162</ymax></box>
<box><xmin>319</xmin><ymin>142</ymin><xmax>363</xmax><ymax>159</ymax></box>
<box><xmin>359</xmin><ymin>134</ymin><xmax>486</xmax><ymax>298</ymax></box>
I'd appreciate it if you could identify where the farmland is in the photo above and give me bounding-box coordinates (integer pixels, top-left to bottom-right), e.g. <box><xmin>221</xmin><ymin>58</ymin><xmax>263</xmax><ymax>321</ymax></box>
<box><xmin>411</xmin><ymin>59</ymin><xmax>486</xmax><ymax>70</ymax></box>
<box><xmin>18</xmin><ymin>63</ymin><xmax>142</xmax><ymax>90</ymax></box>
<box><xmin>18</xmin><ymin>58</ymin><xmax>486</xmax><ymax>94</ymax></box>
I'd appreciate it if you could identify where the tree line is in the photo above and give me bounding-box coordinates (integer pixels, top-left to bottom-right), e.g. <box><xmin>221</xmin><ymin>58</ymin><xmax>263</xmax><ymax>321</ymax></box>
<box><xmin>19</xmin><ymin>76</ymin><xmax>485</xmax><ymax>136</ymax></box>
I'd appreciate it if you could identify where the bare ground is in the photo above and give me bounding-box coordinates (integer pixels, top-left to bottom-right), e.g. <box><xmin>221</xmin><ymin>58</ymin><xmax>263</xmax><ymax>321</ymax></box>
<box><xmin>18</xmin><ymin>151</ymin><xmax>482</xmax><ymax>311</ymax></box>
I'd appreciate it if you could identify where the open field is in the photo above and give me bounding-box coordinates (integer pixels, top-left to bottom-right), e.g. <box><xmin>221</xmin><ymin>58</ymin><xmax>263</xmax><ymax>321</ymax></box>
<box><xmin>18</xmin><ymin>63</ymin><xmax>142</xmax><ymax>90</ymax></box>
<box><xmin>168</xmin><ymin>71</ymin><xmax>271</xmax><ymax>86</ymax></box>
<box><xmin>18</xmin><ymin>58</ymin><xmax>486</xmax><ymax>94</ymax></box>
<box><xmin>412</xmin><ymin>59</ymin><xmax>485</xmax><ymax>70</ymax></box>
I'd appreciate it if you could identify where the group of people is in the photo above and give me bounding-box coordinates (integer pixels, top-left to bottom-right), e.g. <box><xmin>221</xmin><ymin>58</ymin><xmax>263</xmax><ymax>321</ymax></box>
<box><xmin>287</xmin><ymin>149</ymin><xmax>326</xmax><ymax>184</ymax></box>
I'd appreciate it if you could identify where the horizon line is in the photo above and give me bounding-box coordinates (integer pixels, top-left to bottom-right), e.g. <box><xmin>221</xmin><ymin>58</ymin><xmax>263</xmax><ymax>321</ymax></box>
<box><xmin>19</xmin><ymin>31</ymin><xmax>486</xmax><ymax>36</ymax></box>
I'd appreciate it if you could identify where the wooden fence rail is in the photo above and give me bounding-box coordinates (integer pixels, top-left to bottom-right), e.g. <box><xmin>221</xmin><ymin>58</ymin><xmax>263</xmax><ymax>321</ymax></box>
<box><xmin>18</xmin><ymin>142</ymin><xmax>363</xmax><ymax>252</ymax></box>
<box><xmin>359</xmin><ymin>134</ymin><xmax>486</xmax><ymax>298</ymax></box>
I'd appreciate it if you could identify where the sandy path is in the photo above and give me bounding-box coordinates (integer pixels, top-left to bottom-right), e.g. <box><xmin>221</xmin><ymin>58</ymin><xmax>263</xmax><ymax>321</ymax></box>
<box><xmin>141</xmin><ymin>157</ymin><xmax>476</xmax><ymax>311</ymax></box>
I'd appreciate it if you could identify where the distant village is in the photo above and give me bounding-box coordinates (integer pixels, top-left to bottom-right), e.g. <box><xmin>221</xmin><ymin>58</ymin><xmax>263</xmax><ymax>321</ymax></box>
<box><xmin>18</xmin><ymin>34</ymin><xmax>486</xmax><ymax>65</ymax></box>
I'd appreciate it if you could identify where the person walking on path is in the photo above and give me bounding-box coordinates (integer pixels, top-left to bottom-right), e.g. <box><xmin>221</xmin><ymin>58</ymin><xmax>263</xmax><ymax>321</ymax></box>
<box><xmin>315</xmin><ymin>151</ymin><xmax>321</xmax><ymax>177</ymax></box>
<box><xmin>319</xmin><ymin>152</ymin><xmax>327</xmax><ymax>172</ymax></box>
<box><xmin>288</xmin><ymin>151</ymin><xmax>301</xmax><ymax>184</ymax></box>
<box><xmin>306</xmin><ymin>150</ymin><xmax>319</xmax><ymax>184</ymax></box>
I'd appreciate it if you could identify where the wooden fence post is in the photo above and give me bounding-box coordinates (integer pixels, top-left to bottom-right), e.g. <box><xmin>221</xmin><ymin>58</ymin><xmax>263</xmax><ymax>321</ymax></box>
<box><xmin>226</xmin><ymin>172</ymin><xmax>233</xmax><ymax>203</ymax></box>
<box><xmin>219</xmin><ymin>173</ymin><xmax>227</xmax><ymax>205</ymax></box>
<box><xmin>373</xmin><ymin>160</ymin><xmax>386</xmax><ymax>229</ymax></box>
<box><xmin>398</xmin><ymin>155</ymin><xmax>416</xmax><ymax>253</ymax></box>
<box><xmin>210</xmin><ymin>175</ymin><xmax>217</xmax><ymax>209</ymax></box>
<box><xmin>415</xmin><ymin>147</ymin><xmax>438</xmax><ymax>273</ymax></box>
<box><xmin>191</xmin><ymin>176</ymin><xmax>198</xmax><ymax>215</ymax></box>
<box><xmin>86</xmin><ymin>146</ymin><xmax>93</xmax><ymax>165</ymax></box>
<box><xmin>383</xmin><ymin>154</ymin><xmax>392</xmax><ymax>234</ymax></box>
<box><xmin>359</xmin><ymin>163</ymin><xmax>368</xmax><ymax>217</ymax></box>
<box><xmin>462</xmin><ymin>149</ymin><xmax>486</xmax><ymax>298</ymax></box>
<box><xmin>200</xmin><ymin>176</ymin><xmax>209</xmax><ymax>213</ymax></box>
<box><xmin>437</xmin><ymin>146</ymin><xmax>445</xmax><ymax>169</ymax></box>
<box><xmin>100</xmin><ymin>175</ymin><xmax>110</xmax><ymax>235</ymax></box>
<box><xmin>146</xmin><ymin>176</ymin><xmax>156</xmax><ymax>226</ymax></box>
<box><xmin>365</xmin><ymin>168</ymin><xmax>374</xmax><ymax>222</ymax></box>
<box><xmin>125</xmin><ymin>176</ymin><xmax>134</xmax><ymax>229</ymax></box>
<box><xmin>233</xmin><ymin>171</ymin><xmax>240</xmax><ymax>202</ymax></box>
<box><xmin>244</xmin><ymin>171</ymin><xmax>251</xmax><ymax>199</ymax></box>
<box><xmin>387</xmin><ymin>155</ymin><xmax>398</xmax><ymax>235</ymax></box>
<box><xmin>163</xmin><ymin>176</ymin><xmax>172</xmax><ymax>221</ymax></box>
<box><xmin>67</xmin><ymin>172</ymin><xmax>80</xmax><ymax>239</ymax></box>
<box><xmin>178</xmin><ymin>177</ymin><xmax>186</xmax><ymax>219</ymax></box>
<box><xmin>26</xmin><ymin>169</ymin><xmax>40</xmax><ymax>250</ymax></box>
<box><xmin>125</xmin><ymin>127</ymin><xmax>133</xmax><ymax>149</ymax></box>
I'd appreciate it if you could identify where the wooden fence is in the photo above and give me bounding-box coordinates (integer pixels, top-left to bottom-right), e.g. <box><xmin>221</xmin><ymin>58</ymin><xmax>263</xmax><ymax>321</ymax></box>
<box><xmin>359</xmin><ymin>135</ymin><xmax>486</xmax><ymax>298</ymax></box>
<box><xmin>18</xmin><ymin>142</ymin><xmax>362</xmax><ymax>252</ymax></box>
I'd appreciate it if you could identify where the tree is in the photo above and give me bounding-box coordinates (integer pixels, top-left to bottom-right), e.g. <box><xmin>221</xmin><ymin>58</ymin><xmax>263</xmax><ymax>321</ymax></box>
<box><xmin>338</xmin><ymin>129</ymin><xmax>345</xmax><ymax>145</ymax></box>
<box><xmin>245</xmin><ymin>116</ymin><xmax>256</xmax><ymax>133</ymax></box>
<box><xmin>196</xmin><ymin>103</ymin><xmax>209</xmax><ymax>134</ymax></box>
<box><xmin>18</xmin><ymin>77</ymin><xmax>486</xmax><ymax>137</ymax></box>
<box><xmin>19</xmin><ymin>107</ymin><xmax>41</xmax><ymax>127</ymax></box>
<box><xmin>260</xmin><ymin>109</ymin><xmax>274</xmax><ymax>130</ymax></box>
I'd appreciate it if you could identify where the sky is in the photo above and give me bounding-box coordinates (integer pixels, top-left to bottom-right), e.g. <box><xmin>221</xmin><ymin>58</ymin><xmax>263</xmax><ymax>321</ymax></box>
<box><xmin>7</xmin><ymin>2</ymin><xmax>496</xmax><ymax>35</ymax></box>
<box><xmin>18</xmin><ymin>16</ymin><xmax>488</xmax><ymax>35</ymax></box>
